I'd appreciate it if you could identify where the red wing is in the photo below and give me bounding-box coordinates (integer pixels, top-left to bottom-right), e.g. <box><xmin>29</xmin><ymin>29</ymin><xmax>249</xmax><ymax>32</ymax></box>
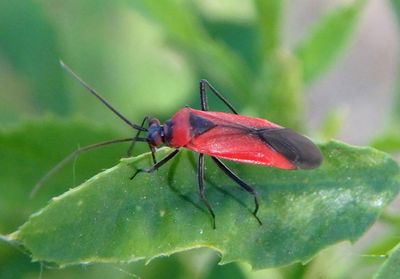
<box><xmin>186</xmin><ymin>125</ymin><xmax>297</xmax><ymax>169</ymax></box>
<box><xmin>168</xmin><ymin>108</ymin><xmax>322</xmax><ymax>169</ymax></box>
<box><xmin>186</xmin><ymin>109</ymin><xmax>322</xmax><ymax>169</ymax></box>
<box><xmin>189</xmin><ymin>109</ymin><xmax>282</xmax><ymax>129</ymax></box>
<box><xmin>167</xmin><ymin>108</ymin><xmax>281</xmax><ymax>148</ymax></box>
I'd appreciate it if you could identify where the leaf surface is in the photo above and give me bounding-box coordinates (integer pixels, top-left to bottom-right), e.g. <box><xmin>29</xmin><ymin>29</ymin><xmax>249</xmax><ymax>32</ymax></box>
<box><xmin>0</xmin><ymin>119</ymin><xmax>127</xmax><ymax>234</ymax></box>
<box><xmin>10</xmin><ymin>141</ymin><xmax>400</xmax><ymax>269</ymax></box>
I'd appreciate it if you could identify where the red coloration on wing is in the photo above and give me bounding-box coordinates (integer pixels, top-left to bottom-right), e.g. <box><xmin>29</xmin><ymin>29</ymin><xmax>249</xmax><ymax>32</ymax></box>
<box><xmin>167</xmin><ymin>108</ymin><xmax>296</xmax><ymax>169</ymax></box>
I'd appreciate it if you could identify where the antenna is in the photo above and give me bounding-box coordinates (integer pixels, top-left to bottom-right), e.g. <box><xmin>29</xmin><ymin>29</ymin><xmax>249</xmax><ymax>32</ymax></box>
<box><xmin>30</xmin><ymin>137</ymin><xmax>148</xmax><ymax>197</ymax></box>
<box><xmin>60</xmin><ymin>60</ymin><xmax>147</xmax><ymax>132</ymax></box>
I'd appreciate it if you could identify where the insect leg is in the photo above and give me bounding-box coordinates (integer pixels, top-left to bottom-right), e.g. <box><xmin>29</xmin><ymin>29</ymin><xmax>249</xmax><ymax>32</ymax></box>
<box><xmin>149</xmin><ymin>144</ymin><xmax>157</xmax><ymax>165</ymax></box>
<box><xmin>126</xmin><ymin>117</ymin><xmax>157</xmax><ymax>165</ymax></box>
<box><xmin>198</xmin><ymin>153</ymin><xmax>216</xmax><ymax>229</ymax></box>
<box><xmin>199</xmin><ymin>79</ymin><xmax>238</xmax><ymax>114</ymax></box>
<box><xmin>130</xmin><ymin>149</ymin><xmax>180</xmax><ymax>180</ymax></box>
<box><xmin>211</xmin><ymin>156</ymin><xmax>262</xmax><ymax>225</ymax></box>
<box><xmin>126</xmin><ymin>116</ymin><xmax>149</xmax><ymax>157</ymax></box>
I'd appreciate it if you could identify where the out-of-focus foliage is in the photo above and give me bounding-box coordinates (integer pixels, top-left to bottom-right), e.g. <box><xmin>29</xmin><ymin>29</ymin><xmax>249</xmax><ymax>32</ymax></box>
<box><xmin>0</xmin><ymin>1</ymin><xmax>67</xmax><ymax>121</ymax></box>
<box><xmin>295</xmin><ymin>0</ymin><xmax>366</xmax><ymax>83</ymax></box>
<box><xmin>1</xmin><ymin>0</ymin><xmax>400</xmax><ymax>278</ymax></box>
<box><xmin>374</xmin><ymin>244</ymin><xmax>400</xmax><ymax>279</ymax></box>
<box><xmin>391</xmin><ymin>0</ymin><xmax>400</xmax><ymax>126</ymax></box>
<box><xmin>371</xmin><ymin>129</ymin><xmax>400</xmax><ymax>153</ymax></box>
<box><xmin>317</xmin><ymin>108</ymin><xmax>348</xmax><ymax>140</ymax></box>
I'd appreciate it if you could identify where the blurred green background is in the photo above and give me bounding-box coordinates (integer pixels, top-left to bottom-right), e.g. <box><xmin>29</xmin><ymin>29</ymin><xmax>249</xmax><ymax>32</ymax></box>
<box><xmin>1</xmin><ymin>0</ymin><xmax>400</xmax><ymax>278</ymax></box>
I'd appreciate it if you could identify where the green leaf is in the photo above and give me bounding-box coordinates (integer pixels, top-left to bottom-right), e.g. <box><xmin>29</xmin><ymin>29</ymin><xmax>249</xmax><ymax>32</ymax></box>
<box><xmin>390</xmin><ymin>0</ymin><xmax>400</xmax><ymax>124</ymax></box>
<box><xmin>251</xmin><ymin>51</ymin><xmax>303</xmax><ymax>130</ymax></box>
<box><xmin>0</xmin><ymin>0</ymin><xmax>69</xmax><ymax>120</ymax></box>
<box><xmin>317</xmin><ymin>108</ymin><xmax>347</xmax><ymax>140</ymax></box>
<box><xmin>202</xmin><ymin>21</ymin><xmax>258</xmax><ymax>73</ymax></box>
<box><xmin>254</xmin><ymin>0</ymin><xmax>284</xmax><ymax>59</ymax></box>
<box><xmin>10</xmin><ymin>141</ymin><xmax>400</xmax><ymax>269</ymax></box>
<box><xmin>0</xmin><ymin>119</ymin><xmax>144</xmax><ymax>277</ymax></box>
<box><xmin>374</xmin><ymin>244</ymin><xmax>400</xmax><ymax>279</ymax></box>
<box><xmin>129</xmin><ymin>0</ymin><xmax>253</xmax><ymax>104</ymax></box>
<box><xmin>130</xmin><ymin>0</ymin><xmax>208</xmax><ymax>49</ymax></box>
<box><xmin>295</xmin><ymin>0</ymin><xmax>366</xmax><ymax>84</ymax></box>
<box><xmin>0</xmin><ymin>118</ymin><xmax>127</xmax><ymax>234</ymax></box>
<box><xmin>391</xmin><ymin>0</ymin><xmax>400</xmax><ymax>24</ymax></box>
<box><xmin>371</xmin><ymin>129</ymin><xmax>400</xmax><ymax>153</ymax></box>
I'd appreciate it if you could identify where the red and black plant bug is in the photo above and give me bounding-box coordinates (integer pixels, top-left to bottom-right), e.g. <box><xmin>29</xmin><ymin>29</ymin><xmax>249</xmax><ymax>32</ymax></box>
<box><xmin>32</xmin><ymin>61</ymin><xmax>323</xmax><ymax>229</ymax></box>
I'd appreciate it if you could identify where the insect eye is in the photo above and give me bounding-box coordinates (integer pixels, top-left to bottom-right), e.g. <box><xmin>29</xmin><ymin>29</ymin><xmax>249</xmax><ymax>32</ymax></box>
<box><xmin>148</xmin><ymin>130</ymin><xmax>163</xmax><ymax>146</ymax></box>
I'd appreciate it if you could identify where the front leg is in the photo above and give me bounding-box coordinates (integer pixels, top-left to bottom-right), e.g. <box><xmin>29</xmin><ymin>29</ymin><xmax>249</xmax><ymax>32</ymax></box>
<box><xmin>126</xmin><ymin>116</ymin><xmax>149</xmax><ymax>157</ymax></box>
<box><xmin>130</xmin><ymin>149</ymin><xmax>180</xmax><ymax>179</ymax></box>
